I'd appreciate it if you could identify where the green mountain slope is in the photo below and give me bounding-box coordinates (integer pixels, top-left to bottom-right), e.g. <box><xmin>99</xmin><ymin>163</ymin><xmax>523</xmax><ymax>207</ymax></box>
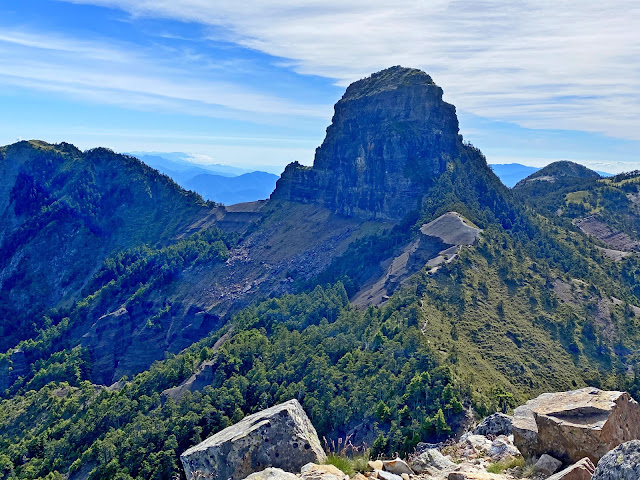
<box><xmin>0</xmin><ymin>141</ymin><xmax>211</xmax><ymax>351</ymax></box>
<box><xmin>514</xmin><ymin>161</ymin><xmax>640</xmax><ymax>254</ymax></box>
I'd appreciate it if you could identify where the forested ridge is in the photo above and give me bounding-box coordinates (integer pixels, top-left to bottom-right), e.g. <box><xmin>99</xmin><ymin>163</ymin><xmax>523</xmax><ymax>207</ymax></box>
<box><xmin>2</xmin><ymin>145</ymin><xmax>640</xmax><ymax>480</ymax></box>
<box><xmin>3</xmin><ymin>70</ymin><xmax>640</xmax><ymax>480</ymax></box>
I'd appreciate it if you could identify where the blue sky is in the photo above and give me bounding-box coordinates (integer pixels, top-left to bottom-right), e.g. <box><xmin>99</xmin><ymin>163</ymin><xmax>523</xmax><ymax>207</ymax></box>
<box><xmin>1</xmin><ymin>0</ymin><xmax>638</xmax><ymax>174</ymax></box>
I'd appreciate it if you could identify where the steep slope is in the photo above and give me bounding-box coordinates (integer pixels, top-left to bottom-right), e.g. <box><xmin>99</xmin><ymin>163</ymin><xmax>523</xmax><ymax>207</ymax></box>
<box><xmin>0</xmin><ymin>151</ymin><xmax>383</xmax><ymax>388</ymax></box>
<box><xmin>0</xmin><ymin>141</ymin><xmax>212</xmax><ymax>351</ymax></box>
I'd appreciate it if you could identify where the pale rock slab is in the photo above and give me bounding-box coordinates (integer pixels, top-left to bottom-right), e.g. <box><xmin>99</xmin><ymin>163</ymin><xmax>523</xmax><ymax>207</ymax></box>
<box><xmin>241</xmin><ymin>468</ymin><xmax>299</xmax><ymax>480</ymax></box>
<box><xmin>512</xmin><ymin>388</ymin><xmax>640</xmax><ymax>463</ymax></box>
<box><xmin>375</xmin><ymin>470</ymin><xmax>403</xmax><ymax>480</ymax></box>
<box><xmin>546</xmin><ymin>458</ymin><xmax>595</xmax><ymax>480</ymax></box>
<box><xmin>382</xmin><ymin>458</ymin><xmax>413</xmax><ymax>475</ymax></box>
<box><xmin>301</xmin><ymin>463</ymin><xmax>347</xmax><ymax>480</ymax></box>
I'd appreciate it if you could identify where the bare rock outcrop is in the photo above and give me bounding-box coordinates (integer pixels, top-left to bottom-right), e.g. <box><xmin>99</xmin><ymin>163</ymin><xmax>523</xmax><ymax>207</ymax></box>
<box><xmin>180</xmin><ymin>400</ymin><xmax>325</xmax><ymax>480</ymax></box>
<box><xmin>242</xmin><ymin>468</ymin><xmax>299</xmax><ymax>480</ymax></box>
<box><xmin>592</xmin><ymin>440</ymin><xmax>640</xmax><ymax>480</ymax></box>
<box><xmin>352</xmin><ymin>212</ymin><xmax>481</xmax><ymax>306</ymax></box>
<box><xmin>513</xmin><ymin>388</ymin><xmax>640</xmax><ymax>463</ymax></box>
<box><xmin>472</xmin><ymin>413</ymin><xmax>513</xmax><ymax>437</ymax></box>
<box><xmin>271</xmin><ymin>66</ymin><xmax>460</xmax><ymax>222</ymax></box>
<box><xmin>547</xmin><ymin>458</ymin><xmax>595</xmax><ymax>480</ymax></box>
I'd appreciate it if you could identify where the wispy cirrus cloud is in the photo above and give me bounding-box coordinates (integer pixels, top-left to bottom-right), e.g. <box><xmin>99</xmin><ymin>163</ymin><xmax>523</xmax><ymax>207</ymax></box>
<box><xmin>57</xmin><ymin>0</ymin><xmax>640</xmax><ymax>140</ymax></box>
<box><xmin>0</xmin><ymin>28</ymin><xmax>331</xmax><ymax>121</ymax></box>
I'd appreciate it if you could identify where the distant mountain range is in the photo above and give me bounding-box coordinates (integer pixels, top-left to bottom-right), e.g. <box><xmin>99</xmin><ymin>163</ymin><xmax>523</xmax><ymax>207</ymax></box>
<box><xmin>490</xmin><ymin>163</ymin><xmax>612</xmax><ymax>187</ymax></box>
<box><xmin>132</xmin><ymin>155</ymin><xmax>610</xmax><ymax>200</ymax></box>
<box><xmin>128</xmin><ymin>152</ymin><xmax>280</xmax><ymax>205</ymax></box>
<box><xmin>183</xmin><ymin>171</ymin><xmax>280</xmax><ymax>206</ymax></box>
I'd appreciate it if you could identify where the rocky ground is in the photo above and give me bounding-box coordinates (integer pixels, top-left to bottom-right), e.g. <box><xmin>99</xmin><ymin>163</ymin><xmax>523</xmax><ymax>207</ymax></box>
<box><xmin>179</xmin><ymin>387</ymin><xmax>640</xmax><ymax>480</ymax></box>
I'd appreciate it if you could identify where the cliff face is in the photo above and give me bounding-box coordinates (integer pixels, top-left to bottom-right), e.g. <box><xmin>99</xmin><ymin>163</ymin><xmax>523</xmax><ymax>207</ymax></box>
<box><xmin>272</xmin><ymin>67</ymin><xmax>460</xmax><ymax>221</ymax></box>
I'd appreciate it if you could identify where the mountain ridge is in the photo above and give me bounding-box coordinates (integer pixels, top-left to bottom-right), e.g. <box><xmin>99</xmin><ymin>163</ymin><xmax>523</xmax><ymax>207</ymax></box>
<box><xmin>2</xmin><ymin>68</ymin><xmax>640</xmax><ymax>480</ymax></box>
<box><xmin>131</xmin><ymin>154</ymin><xmax>280</xmax><ymax>205</ymax></box>
<box><xmin>0</xmin><ymin>140</ymin><xmax>214</xmax><ymax>352</ymax></box>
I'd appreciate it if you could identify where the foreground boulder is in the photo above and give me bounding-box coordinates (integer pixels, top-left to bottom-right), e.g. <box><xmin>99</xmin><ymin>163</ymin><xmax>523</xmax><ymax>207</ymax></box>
<box><xmin>242</xmin><ymin>469</ymin><xmax>299</xmax><ymax>480</ymax></box>
<box><xmin>513</xmin><ymin>388</ymin><xmax>640</xmax><ymax>463</ymax></box>
<box><xmin>547</xmin><ymin>458</ymin><xmax>595</xmax><ymax>480</ymax></box>
<box><xmin>410</xmin><ymin>449</ymin><xmax>455</xmax><ymax>474</ymax></box>
<box><xmin>592</xmin><ymin>440</ymin><xmax>640</xmax><ymax>480</ymax></box>
<box><xmin>180</xmin><ymin>400</ymin><xmax>325</xmax><ymax>480</ymax></box>
<box><xmin>300</xmin><ymin>463</ymin><xmax>347</xmax><ymax>480</ymax></box>
<box><xmin>473</xmin><ymin>413</ymin><xmax>513</xmax><ymax>437</ymax></box>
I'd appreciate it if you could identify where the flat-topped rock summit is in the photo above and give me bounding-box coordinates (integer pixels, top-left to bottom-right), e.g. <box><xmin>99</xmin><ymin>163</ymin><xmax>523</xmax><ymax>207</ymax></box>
<box><xmin>513</xmin><ymin>387</ymin><xmax>640</xmax><ymax>463</ymax></box>
<box><xmin>271</xmin><ymin>66</ymin><xmax>460</xmax><ymax>221</ymax></box>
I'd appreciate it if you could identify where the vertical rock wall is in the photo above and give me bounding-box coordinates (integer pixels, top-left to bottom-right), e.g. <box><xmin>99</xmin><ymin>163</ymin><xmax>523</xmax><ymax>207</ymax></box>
<box><xmin>271</xmin><ymin>67</ymin><xmax>461</xmax><ymax>221</ymax></box>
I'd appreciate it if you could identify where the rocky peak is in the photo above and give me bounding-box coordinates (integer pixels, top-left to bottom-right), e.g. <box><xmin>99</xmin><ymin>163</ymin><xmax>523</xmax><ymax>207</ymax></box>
<box><xmin>271</xmin><ymin>66</ymin><xmax>460</xmax><ymax>221</ymax></box>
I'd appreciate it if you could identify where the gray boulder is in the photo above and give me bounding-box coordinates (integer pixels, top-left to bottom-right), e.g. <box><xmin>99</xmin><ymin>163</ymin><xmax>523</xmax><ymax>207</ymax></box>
<box><xmin>180</xmin><ymin>400</ymin><xmax>326</xmax><ymax>480</ymax></box>
<box><xmin>300</xmin><ymin>463</ymin><xmax>347</xmax><ymax>480</ymax></box>
<box><xmin>473</xmin><ymin>413</ymin><xmax>513</xmax><ymax>437</ymax></box>
<box><xmin>592</xmin><ymin>440</ymin><xmax>640</xmax><ymax>480</ymax></box>
<box><xmin>489</xmin><ymin>436</ymin><xmax>520</xmax><ymax>461</ymax></box>
<box><xmin>535</xmin><ymin>454</ymin><xmax>563</xmax><ymax>475</ymax></box>
<box><xmin>410</xmin><ymin>449</ymin><xmax>455</xmax><ymax>474</ymax></box>
<box><xmin>242</xmin><ymin>469</ymin><xmax>299</xmax><ymax>480</ymax></box>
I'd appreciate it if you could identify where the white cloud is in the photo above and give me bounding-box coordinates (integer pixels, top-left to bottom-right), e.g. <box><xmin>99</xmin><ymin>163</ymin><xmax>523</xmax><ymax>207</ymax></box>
<box><xmin>0</xmin><ymin>29</ymin><xmax>330</xmax><ymax>120</ymax></box>
<box><xmin>57</xmin><ymin>0</ymin><xmax>640</xmax><ymax>140</ymax></box>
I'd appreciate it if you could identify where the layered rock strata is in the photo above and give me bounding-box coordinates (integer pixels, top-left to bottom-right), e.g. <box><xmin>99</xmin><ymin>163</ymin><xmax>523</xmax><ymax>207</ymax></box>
<box><xmin>513</xmin><ymin>387</ymin><xmax>640</xmax><ymax>463</ymax></box>
<box><xmin>271</xmin><ymin>66</ymin><xmax>460</xmax><ymax>221</ymax></box>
